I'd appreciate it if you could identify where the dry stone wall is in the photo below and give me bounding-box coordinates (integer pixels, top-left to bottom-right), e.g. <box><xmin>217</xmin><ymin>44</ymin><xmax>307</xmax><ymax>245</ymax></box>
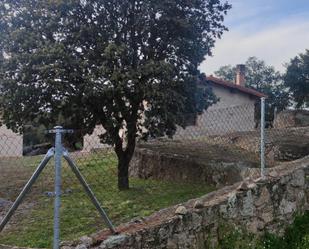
<box><xmin>129</xmin><ymin>147</ymin><xmax>259</xmax><ymax>188</ymax></box>
<box><xmin>274</xmin><ymin>110</ymin><xmax>309</xmax><ymax>129</ymax></box>
<box><xmin>66</xmin><ymin>156</ymin><xmax>309</xmax><ymax>249</ymax></box>
<box><xmin>209</xmin><ymin>126</ymin><xmax>309</xmax><ymax>164</ymax></box>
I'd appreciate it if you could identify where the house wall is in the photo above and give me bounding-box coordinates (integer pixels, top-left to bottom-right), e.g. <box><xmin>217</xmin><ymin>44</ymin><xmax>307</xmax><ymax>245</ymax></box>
<box><xmin>0</xmin><ymin>125</ymin><xmax>23</xmax><ymax>157</ymax></box>
<box><xmin>83</xmin><ymin>125</ymin><xmax>110</xmax><ymax>152</ymax></box>
<box><xmin>174</xmin><ymin>84</ymin><xmax>257</xmax><ymax>138</ymax></box>
<box><xmin>210</xmin><ymin>83</ymin><xmax>257</xmax><ymax>110</ymax></box>
<box><xmin>83</xmin><ymin>125</ymin><xmax>126</xmax><ymax>152</ymax></box>
<box><xmin>83</xmin><ymin>84</ymin><xmax>258</xmax><ymax>151</ymax></box>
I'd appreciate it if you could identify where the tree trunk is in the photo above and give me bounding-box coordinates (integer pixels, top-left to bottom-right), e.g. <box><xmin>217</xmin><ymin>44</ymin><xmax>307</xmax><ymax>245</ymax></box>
<box><xmin>114</xmin><ymin>112</ymin><xmax>138</xmax><ymax>190</ymax></box>
<box><xmin>115</xmin><ymin>133</ymin><xmax>136</xmax><ymax>191</ymax></box>
<box><xmin>117</xmin><ymin>156</ymin><xmax>130</xmax><ymax>190</ymax></box>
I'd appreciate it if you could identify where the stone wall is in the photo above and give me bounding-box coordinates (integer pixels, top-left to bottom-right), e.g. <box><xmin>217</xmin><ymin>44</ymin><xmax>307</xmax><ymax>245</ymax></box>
<box><xmin>67</xmin><ymin>156</ymin><xmax>309</xmax><ymax>249</ymax></box>
<box><xmin>209</xmin><ymin>126</ymin><xmax>309</xmax><ymax>164</ymax></box>
<box><xmin>129</xmin><ymin>146</ymin><xmax>259</xmax><ymax>188</ymax></box>
<box><xmin>274</xmin><ymin>110</ymin><xmax>309</xmax><ymax>129</ymax></box>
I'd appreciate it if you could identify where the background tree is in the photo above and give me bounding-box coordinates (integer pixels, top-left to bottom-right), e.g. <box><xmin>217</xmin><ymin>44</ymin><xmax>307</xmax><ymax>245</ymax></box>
<box><xmin>213</xmin><ymin>65</ymin><xmax>235</xmax><ymax>82</ymax></box>
<box><xmin>284</xmin><ymin>49</ymin><xmax>309</xmax><ymax>109</ymax></box>
<box><xmin>0</xmin><ymin>0</ymin><xmax>231</xmax><ymax>190</ymax></box>
<box><xmin>215</xmin><ymin>57</ymin><xmax>290</xmax><ymax>126</ymax></box>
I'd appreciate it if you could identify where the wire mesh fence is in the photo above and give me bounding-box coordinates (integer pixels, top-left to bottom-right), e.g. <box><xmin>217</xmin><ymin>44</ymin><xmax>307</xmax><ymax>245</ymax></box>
<box><xmin>262</xmin><ymin>107</ymin><xmax>309</xmax><ymax>164</ymax></box>
<box><xmin>128</xmin><ymin>102</ymin><xmax>264</xmax><ymax>189</ymax></box>
<box><xmin>0</xmin><ymin>100</ymin><xmax>308</xmax><ymax>248</ymax></box>
<box><xmin>0</xmin><ymin>128</ymin><xmax>117</xmax><ymax>248</ymax></box>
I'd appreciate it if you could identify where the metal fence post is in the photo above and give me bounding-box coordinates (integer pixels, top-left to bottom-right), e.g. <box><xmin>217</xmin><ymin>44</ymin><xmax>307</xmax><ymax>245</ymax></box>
<box><xmin>260</xmin><ymin>97</ymin><xmax>266</xmax><ymax>178</ymax></box>
<box><xmin>53</xmin><ymin>126</ymin><xmax>63</xmax><ymax>249</ymax></box>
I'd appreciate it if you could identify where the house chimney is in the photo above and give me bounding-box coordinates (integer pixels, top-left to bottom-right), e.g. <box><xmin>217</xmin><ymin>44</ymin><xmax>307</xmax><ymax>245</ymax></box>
<box><xmin>236</xmin><ymin>64</ymin><xmax>246</xmax><ymax>86</ymax></box>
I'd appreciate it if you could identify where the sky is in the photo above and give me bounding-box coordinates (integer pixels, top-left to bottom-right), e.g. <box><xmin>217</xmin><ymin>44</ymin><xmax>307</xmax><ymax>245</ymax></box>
<box><xmin>200</xmin><ymin>0</ymin><xmax>309</xmax><ymax>75</ymax></box>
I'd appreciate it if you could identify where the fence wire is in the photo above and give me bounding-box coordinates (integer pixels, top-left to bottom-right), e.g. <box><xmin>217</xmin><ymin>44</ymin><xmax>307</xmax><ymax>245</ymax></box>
<box><xmin>0</xmin><ymin>101</ymin><xmax>308</xmax><ymax>248</ymax></box>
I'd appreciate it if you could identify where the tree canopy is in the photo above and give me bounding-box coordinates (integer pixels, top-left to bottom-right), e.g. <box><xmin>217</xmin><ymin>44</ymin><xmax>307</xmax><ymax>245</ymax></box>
<box><xmin>0</xmin><ymin>0</ymin><xmax>231</xmax><ymax>189</ymax></box>
<box><xmin>214</xmin><ymin>57</ymin><xmax>290</xmax><ymax>125</ymax></box>
<box><xmin>284</xmin><ymin>49</ymin><xmax>309</xmax><ymax>109</ymax></box>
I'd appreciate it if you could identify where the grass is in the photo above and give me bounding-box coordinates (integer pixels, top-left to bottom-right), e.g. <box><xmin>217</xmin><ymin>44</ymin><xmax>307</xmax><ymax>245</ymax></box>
<box><xmin>0</xmin><ymin>151</ymin><xmax>214</xmax><ymax>248</ymax></box>
<box><xmin>216</xmin><ymin>211</ymin><xmax>309</xmax><ymax>249</ymax></box>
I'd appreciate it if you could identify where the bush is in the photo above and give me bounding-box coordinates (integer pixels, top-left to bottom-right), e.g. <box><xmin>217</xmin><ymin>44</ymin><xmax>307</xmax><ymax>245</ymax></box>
<box><xmin>217</xmin><ymin>211</ymin><xmax>309</xmax><ymax>249</ymax></box>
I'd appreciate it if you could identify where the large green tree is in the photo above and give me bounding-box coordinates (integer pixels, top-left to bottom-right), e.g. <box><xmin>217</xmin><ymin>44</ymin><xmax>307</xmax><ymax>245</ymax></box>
<box><xmin>0</xmin><ymin>0</ymin><xmax>230</xmax><ymax>189</ymax></box>
<box><xmin>214</xmin><ymin>57</ymin><xmax>290</xmax><ymax>126</ymax></box>
<box><xmin>284</xmin><ymin>50</ymin><xmax>309</xmax><ymax>109</ymax></box>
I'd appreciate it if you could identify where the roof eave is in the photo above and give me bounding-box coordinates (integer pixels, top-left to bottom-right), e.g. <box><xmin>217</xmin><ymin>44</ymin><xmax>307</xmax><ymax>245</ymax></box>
<box><xmin>205</xmin><ymin>75</ymin><xmax>268</xmax><ymax>99</ymax></box>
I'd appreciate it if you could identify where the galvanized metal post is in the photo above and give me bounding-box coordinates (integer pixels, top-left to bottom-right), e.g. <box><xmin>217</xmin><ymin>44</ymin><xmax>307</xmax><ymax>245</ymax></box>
<box><xmin>53</xmin><ymin>126</ymin><xmax>63</xmax><ymax>249</ymax></box>
<box><xmin>260</xmin><ymin>97</ymin><xmax>266</xmax><ymax>178</ymax></box>
<box><xmin>1</xmin><ymin>126</ymin><xmax>117</xmax><ymax>246</ymax></box>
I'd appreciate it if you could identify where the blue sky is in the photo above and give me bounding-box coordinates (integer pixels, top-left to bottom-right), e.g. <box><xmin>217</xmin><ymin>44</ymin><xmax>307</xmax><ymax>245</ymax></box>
<box><xmin>200</xmin><ymin>0</ymin><xmax>309</xmax><ymax>74</ymax></box>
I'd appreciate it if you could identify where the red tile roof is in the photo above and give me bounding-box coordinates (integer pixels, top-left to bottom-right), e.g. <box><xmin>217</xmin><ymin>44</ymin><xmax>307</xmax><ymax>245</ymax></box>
<box><xmin>205</xmin><ymin>75</ymin><xmax>267</xmax><ymax>98</ymax></box>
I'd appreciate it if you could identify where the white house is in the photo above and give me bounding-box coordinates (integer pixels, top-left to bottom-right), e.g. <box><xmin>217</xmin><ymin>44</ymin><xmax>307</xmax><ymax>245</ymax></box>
<box><xmin>175</xmin><ymin>65</ymin><xmax>266</xmax><ymax>138</ymax></box>
<box><xmin>83</xmin><ymin>65</ymin><xmax>266</xmax><ymax>152</ymax></box>
<box><xmin>0</xmin><ymin>124</ymin><xmax>23</xmax><ymax>157</ymax></box>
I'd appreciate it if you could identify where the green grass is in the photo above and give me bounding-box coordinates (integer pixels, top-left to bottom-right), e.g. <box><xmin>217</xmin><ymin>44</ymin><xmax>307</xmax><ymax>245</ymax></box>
<box><xmin>2</xmin><ymin>151</ymin><xmax>307</xmax><ymax>249</ymax></box>
<box><xmin>216</xmin><ymin>211</ymin><xmax>309</xmax><ymax>249</ymax></box>
<box><xmin>0</xmin><ymin>152</ymin><xmax>214</xmax><ymax>248</ymax></box>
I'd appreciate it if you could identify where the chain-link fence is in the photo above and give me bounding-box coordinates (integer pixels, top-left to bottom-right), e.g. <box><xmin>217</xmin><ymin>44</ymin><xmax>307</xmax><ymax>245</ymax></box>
<box><xmin>0</xmin><ymin>99</ymin><xmax>308</xmax><ymax>248</ymax></box>
<box><xmin>262</xmin><ymin>104</ymin><xmax>309</xmax><ymax>164</ymax></box>
<box><xmin>129</xmin><ymin>102</ymin><xmax>264</xmax><ymax>189</ymax></box>
<box><xmin>0</xmin><ymin>128</ymin><xmax>115</xmax><ymax>248</ymax></box>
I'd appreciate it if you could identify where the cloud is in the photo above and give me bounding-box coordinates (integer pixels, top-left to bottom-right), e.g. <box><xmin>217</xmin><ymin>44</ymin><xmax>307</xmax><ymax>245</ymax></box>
<box><xmin>200</xmin><ymin>17</ymin><xmax>309</xmax><ymax>74</ymax></box>
<box><xmin>225</xmin><ymin>0</ymin><xmax>275</xmax><ymax>28</ymax></box>
<box><xmin>199</xmin><ymin>0</ymin><xmax>309</xmax><ymax>74</ymax></box>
